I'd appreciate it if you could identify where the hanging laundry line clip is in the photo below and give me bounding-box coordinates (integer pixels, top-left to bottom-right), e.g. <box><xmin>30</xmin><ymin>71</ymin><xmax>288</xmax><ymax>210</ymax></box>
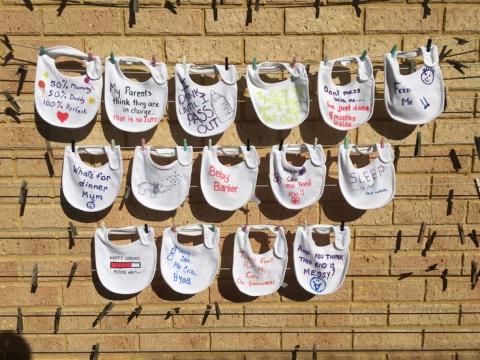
<box><xmin>391</xmin><ymin>44</ymin><xmax>397</xmax><ymax>57</ymax></box>
<box><xmin>314</xmin><ymin>0</ymin><xmax>320</xmax><ymax>18</ymax></box>
<box><xmin>183</xmin><ymin>138</ymin><xmax>188</xmax><ymax>151</ymax></box>
<box><xmin>380</xmin><ymin>136</ymin><xmax>385</xmax><ymax>148</ymax></box>
<box><xmin>290</xmin><ymin>56</ymin><xmax>297</xmax><ymax>69</ymax></box>
<box><xmin>144</xmin><ymin>223</ymin><xmax>149</xmax><ymax>233</ymax></box>
<box><xmin>246</xmin><ymin>138</ymin><xmax>251</xmax><ymax>151</ymax></box>
<box><xmin>426</xmin><ymin>38</ymin><xmax>432</xmax><ymax>52</ymax></box>
<box><xmin>111</xmin><ymin>139</ymin><xmax>116</xmax><ymax>150</ymax></box>
<box><xmin>109</xmin><ymin>52</ymin><xmax>115</xmax><ymax>64</ymax></box>
<box><xmin>141</xmin><ymin>138</ymin><xmax>145</xmax><ymax>151</ymax></box>
<box><xmin>71</xmin><ymin>140</ymin><xmax>75</xmax><ymax>152</ymax></box>
<box><xmin>151</xmin><ymin>54</ymin><xmax>156</xmax><ymax>66</ymax></box>
<box><xmin>343</xmin><ymin>136</ymin><xmax>349</xmax><ymax>148</ymax></box>
<box><xmin>208</xmin><ymin>138</ymin><xmax>212</xmax><ymax>150</ymax></box>
<box><xmin>225</xmin><ymin>57</ymin><xmax>229</xmax><ymax>71</ymax></box>
<box><xmin>252</xmin><ymin>56</ymin><xmax>257</xmax><ymax>70</ymax></box>
<box><xmin>360</xmin><ymin>50</ymin><xmax>367</xmax><ymax>61</ymax></box>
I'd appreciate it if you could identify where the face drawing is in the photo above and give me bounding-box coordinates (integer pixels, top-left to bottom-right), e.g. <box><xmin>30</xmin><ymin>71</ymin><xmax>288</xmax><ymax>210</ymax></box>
<box><xmin>420</xmin><ymin>67</ymin><xmax>434</xmax><ymax>85</ymax></box>
<box><xmin>310</xmin><ymin>276</ymin><xmax>326</xmax><ymax>293</ymax></box>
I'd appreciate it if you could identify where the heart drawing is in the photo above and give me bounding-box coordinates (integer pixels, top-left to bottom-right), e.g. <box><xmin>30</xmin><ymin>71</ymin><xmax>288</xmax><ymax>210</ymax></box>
<box><xmin>56</xmin><ymin>111</ymin><xmax>69</xmax><ymax>123</ymax></box>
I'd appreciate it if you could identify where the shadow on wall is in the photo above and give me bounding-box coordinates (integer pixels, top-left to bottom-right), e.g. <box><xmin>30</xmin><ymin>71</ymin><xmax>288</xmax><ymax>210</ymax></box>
<box><xmin>0</xmin><ymin>332</ymin><xmax>32</xmax><ymax>360</ymax></box>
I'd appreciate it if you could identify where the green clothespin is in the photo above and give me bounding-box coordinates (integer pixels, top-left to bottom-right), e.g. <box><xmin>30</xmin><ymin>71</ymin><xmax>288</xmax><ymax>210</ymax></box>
<box><xmin>210</xmin><ymin>224</ymin><xmax>216</xmax><ymax>232</ymax></box>
<box><xmin>39</xmin><ymin>46</ymin><xmax>46</xmax><ymax>55</ymax></box>
<box><xmin>110</xmin><ymin>52</ymin><xmax>115</xmax><ymax>64</ymax></box>
<box><xmin>391</xmin><ymin>44</ymin><xmax>397</xmax><ymax>57</ymax></box>
<box><xmin>252</xmin><ymin>56</ymin><xmax>257</xmax><ymax>70</ymax></box>
<box><xmin>360</xmin><ymin>50</ymin><xmax>367</xmax><ymax>61</ymax></box>
<box><xmin>183</xmin><ymin>138</ymin><xmax>188</xmax><ymax>151</ymax></box>
<box><xmin>343</xmin><ymin>136</ymin><xmax>349</xmax><ymax>148</ymax></box>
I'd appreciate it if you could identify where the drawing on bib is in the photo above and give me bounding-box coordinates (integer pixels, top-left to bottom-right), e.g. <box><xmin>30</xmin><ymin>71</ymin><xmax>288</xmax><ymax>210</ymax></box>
<box><xmin>310</xmin><ymin>277</ymin><xmax>326</xmax><ymax>293</ymax></box>
<box><xmin>420</xmin><ymin>67</ymin><xmax>435</xmax><ymax>85</ymax></box>
<box><xmin>420</xmin><ymin>96</ymin><xmax>431</xmax><ymax>110</ymax></box>
<box><xmin>86</xmin><ymin>199</ymin><xmax>96</xmax><ymax>209</ymax></box>
<box><xmin>211</xmin><ymin>90</ymin><xmax>235</xmax><ymax>123</ymax></box>
<box><xmin>137</xmin><ymin>172</ymin><xmax>181</xmax><ymax>197</ymax></box>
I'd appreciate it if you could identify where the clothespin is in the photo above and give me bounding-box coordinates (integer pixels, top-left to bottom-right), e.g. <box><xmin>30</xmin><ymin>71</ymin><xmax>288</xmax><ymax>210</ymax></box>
<box><xmin>183</xmin><ymin>138</ymin><xmax>188</xmax><ymax>151</ymax></box>
<box><xmin>128</xmin><ymin>305</ymin><xmax>143</xmax><ymax>323</ymax></box>
<box><xmin>457</xmin><ymin>223</ymin><xmax>465</xmax><ymax>245</ymax></box>
<box><xmin>304</xmin><ymin>219</ymin><xmax>308</xmax><ymax>229</ymax></box>
<box><xmin>314</xmin><ymin>0</ymin><xmax>320</xmax><ymax>18</ymax></box>
<box><xmin>352</xmin><ymin>0</ymin><xmax>361</xmax><ymax>17</ymax></box>
<box><xmin>471</xmin><ymin>261</ymin><xmax>479</xmax><ymax>290</ymax></box>
<box><xmin>31</xmin><ymin>263</ymin><xmax>38</xmax><ymax>293</ymax></box>
<box><xmin>141</xmin><ymin>138</ymin><xmax>145</xmax><ymax>150</ymax></box>
<box><xmin>242</xmin><ymin>224</ymin><xmax>248</xmax><ymax>232</ymax></box>
<box><xmin>414</xmin><ymin>132</ymin><xmax>422</xmax><ymax>156</ymax></box>
<box><xmin>214</xmin><ymin>301</ymin><xmax>221</xmax><ymax>320</ymax></box>
<box><xmin>54</xmin><ymin>306</ymin><xmax>62</xmax><ymax>334</ymax></box>
<box><xmin>340</xmin><ymin>221</ymin><xmax>345</xmax><ymax>231</ymax></box>
<box><xmin>144</xmin><ymin>223</ymin><xmax>148</xmax><ymax>233</ymax></box>
<box><xmin>109</xmin><ymin>52</ymin><xmax>115</xmax><ymax>64</ymax></box>
<box><xmin>210</xmin><ymin>224</ymin><xmax>216</xmax><ymax>232</ymax></box>
<box><xmin>454</xmin><ymin>37</ymin><xmax>469</xmax><ymax>46</ymax></box>
<box><xmin>475</xmin><ymin>178</ymin><xmax>480</xmax><ymax>199</ymax></box>
<box><xmin>305</xmin><ymin>64</ymin><xmax>310</xmax><ymax>74</ymax></box>
<box><xmin>171</xmin><ymin>224</ymin><xmax>176</xmax><ymax>232</ymax></box>
<box><xmin>2</xmin><ymin>34</ymin><xmax>13</xmax><ymax>52</ymax></box>
<box><xmin>314</xmin><ymin>137</ymin><xmax>318</xmax><ymax>148</ymax></box>
<box><xmin>71</xmin><ymin>140</ymin><xmax>75</xmax><ymax>152</ymax></box>
<box><xmin>422</xmin><ymin>0</ymin><xmax>431</xmax><ymax>18</ymax></box>
<box><xmin>92</xmin><ymin>302</ymin><xmax>114</xmax><ymax>328</ymax></box>
<box><xmin>225</xmin><ymin>57</ymin><xmax>229</xmax><ymax>71</ymax></box>
<box><xmin>4</xmin><ymin>91</ymin><xmax>20</xmax><ymax>113</ymax></box>
<box><xmin>91</xmin><ymin>343</ymin><xmax>100</xmax><ymax>360</ymax></box>
<box><xmin>391</xmin><ymin>44</ymin><xmax>397</xmax><ymax>57</ymax></box>
<box><xmin>208</xmin><ymin>138</ymin><xmax>212</xmax><ymax>150</ymax></box>
<box><xmin>120</xmin><ymin>185</ymin><xmax>131</xmax><ymax>210</ymax></box>
<box><xmin>16</xmin><ymin>308</ymin><xmax>23</xmax><ymax>334</ymax></box>
<box><xmin>360</xmin><ymin>50</ymin><xmax>367</xmax><ymax>61</ymax></box>
<box><xmin>418</xmin><ymin>222</ymin><xmax>426</xmax><ymax>244</ymax></box>
<box><xmin>474</xmin><ymin>136</ymin><xmax>480</xmax><ymax>161</ymax></box>
<box><xmin>247</xmin><ymin>138</ymin><xmax>251</xmax><ymax>151</ymax></box>
<box><xmin>343</xmin><ymin>136</ymin><xmax>349</xmax><ymax>148</ymax></box>
<box><xmin>426</xmin><ymin>38</ymin><xmax>432</xmax><ymax>52</ymax></box>
<box><xmin>66</xmin><ymin>262</ymin><xmax>77</xmax><ymax>288</ymax></box>
<box><xmin>449</xmin><ymin>149</ymin><xmax>461</xmax><ymax>172</ymax></box>
<box><xmin>446</xmin><ymin>59</ymin><xmax>468</xmax><ymax>75</ymax></box>
<box><xmin>380</xmin><ymin>136</ymin><xmax>385</xmax><ymax>149</ymax></box>
<box><xmin>18</xmin><ymin>180</ymin><xmax>28</xmax><ymax>212</ymax></box>
<box><xmin>87</xmin><ymin>52</ymin><xmax>94</xmax><ymax>62</ymax></box>
<box><xmin>279</xmin><ymin>138</ymin><xmax>284</xmax><ymax>151</ymax></box>
<box><xmin>182</xmin><ymin>54</ymin><xmax>187</xmax><ymax>66</ymax></box>
<box><xmin>201</xmin><ymin>304</ymin><xmax>212</xmax><ymax>325</ymax></box>
<box><xmin>323</xmin><ymin>50</ymin><xmax>329</xmax><ymax>63</ymax></box>
<box><xmin>151</xmin><ymin>55</ymin><xmax>156</xmax><ymax>66</ymax></box>
<box><xmin>290</xmin><ymin>56</ymin><xmax>297</xmax><ymax>69</ymax></box>
<box><xmin>39</xmin><ymin>46</ymin><xmax>46</xmax><ymax>55</ymax></box>
<box><xmin>254</xmin><ymin>0</ymin><xmax>260</xmax><ymax>11</ymax></box>
<box><xmin>111</xmin><ymin>139</ymin><xmax>116</xmax><ymax>150</ymax></box>
<box><xmin>68</xmin><ymin>222</ymin><xmax>77</xmax><ymax>249</ymax></box>
<box><xmin>441</xmin><ymin>269</ymin><xmax>448</xmax><ymax>291</ymax></box>
<box><xmin>252</xmin><ymin>56</ymin><xmax>257</xmax><ymax>70</ymax></box>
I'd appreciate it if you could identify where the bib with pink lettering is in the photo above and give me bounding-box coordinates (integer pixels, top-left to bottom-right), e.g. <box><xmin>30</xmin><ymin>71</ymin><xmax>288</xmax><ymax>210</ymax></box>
<box><xmin>269</xmin><ymin>143</ymin><xmax>326</xmax><ymax>209</ymax></box>
<box><xmin>232</xmin><ymin>225</ymin><xmax>288</xmax><ymax>297</ymax></box>
<box><xmin>105</xmin><ymin>55</ymin><xmax>168</xmax><ymax>132</ymax></box>
<box><xmin>338</xmin><ymin>143</ymin><xmax>395</xmax><ymax>210</ymax></box>
<box><xmin>35</xmin><ymin>46</ymin><xmax>102</xmax><ymax>128</ymax></box>
<box><xmin>318</xmin><ymin>55</ymin><xmax>375</xmax><ymax>130</ymax></box>
<box><xmin>294</xmin><ymin>225</ymin><xmax>350</xmax><ymax>295</ymax></box>
<box><xmin>200</xmin><ymin>146</ymin><xmax>259</xmax><ymax>211</ymax></box>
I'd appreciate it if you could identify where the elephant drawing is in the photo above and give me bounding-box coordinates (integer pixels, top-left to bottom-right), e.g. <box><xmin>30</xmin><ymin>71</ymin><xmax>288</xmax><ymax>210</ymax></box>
<box><xmin>137</xmin><ymin>180</ymin><xmax>175</xmax><ymax>198</ymax></box>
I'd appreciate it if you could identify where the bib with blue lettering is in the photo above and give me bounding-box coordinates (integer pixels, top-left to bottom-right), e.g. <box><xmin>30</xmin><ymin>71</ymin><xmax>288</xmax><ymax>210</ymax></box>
<box><xmin>175</xmin><ymin>63</ymin><xmax>238</xmax><ymax>137</ymax></box>
<box><xmin>95</xmin><ymin>226</ymin><xmax>157</xmax><ymax>295</ymax></box>
<box><xmin>35</xmin><ymin>46</ymin><xmax>103</xmax><ymax>128</ymax></box>
<box><xmin>62</xmin><ymin>145</ymin><xmax>123</xmax><ymax>212</ymax></box>
<box><xmin>338</xmin><ymin>143</ymin><xmax>395</xmax><ymax>210</ymax></box>
<box><xmin>318</xmin><ymin>55</ymin><xmax>375</xmax><ymax>130</ymax></box>
<box><xmin>293</xmin><ymin>225</ymin><xmax>350</xmax><ymax>295</ymax></box>
<box><xmin>161</xmin><ymin>224</ymin><xmax>220</xmax><ymax>294</ymax></box>
<box><xmin>384</xmin><ymin>45</ymin><xmax>444</xmax><ymax>124</ymax></box>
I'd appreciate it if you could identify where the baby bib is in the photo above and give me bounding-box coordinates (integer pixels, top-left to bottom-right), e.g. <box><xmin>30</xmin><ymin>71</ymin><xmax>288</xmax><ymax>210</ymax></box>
<box><xmin>131</xmin><ymin>145</ymin><xmax>193</xmax><ymax>211</ymax></box>
<box><xmin>62</xmin><ymin>145</ymin><xmax>123</xmax><ymax>212</ymax></box>
<box><xmin>318</xmin><ymin>55</ymin><xmax>375</xmax><ymax>130</ymax></box>
<box><xmin>232</xmin><ymin>225</ymin><xmax>288</xmax><ymax>297</ymax></box>
<box><xmin>200</xmin><ymin>146</ymin><xmax>260</xmax><ymax>211</ymax></box>
<box><xmin>161</xmin><ymin>224</ymin><xmax>220</xmax><ymax>294</ymax></box>
<box><xmin>294</xmin><ymin>225</ymin><xmax>350</xmax><ymax>295</ymax></box>
<box><xmin>384</xmin><ymin>45</ymin><xmax>444</xmax><ymax>124</ymax></box>
<box><xmin>105</xmin><ymin>55</ymin><xmax>168</xmax><ymax>132</ymax></box>
<box><xmin>246</xmin><ymin>62</ymin><xmax>309</xmax><ymax>130</ymax></box>
<box><xmin>35</xmin><ymin>46</ymin><xmax>102</xmax><ymax>128</ymax></box>
<box><xmin>95</xmin><ymin>226</ymin><xmax>157</xmax><ymax>295</ymax></box>
<box><xmin>175</xmin><ymin>63</ymin><xmax>238</xmax><ymax>137</ymax></box>
<box><xmin>338</xmin><ymin>143</ymin><xmax>396</xmax><ymax>210</ymax></box>
<box><xmin>269</xmin><ymin>143</ymin><xmax>326</xmax><ymax>209</ymax></box>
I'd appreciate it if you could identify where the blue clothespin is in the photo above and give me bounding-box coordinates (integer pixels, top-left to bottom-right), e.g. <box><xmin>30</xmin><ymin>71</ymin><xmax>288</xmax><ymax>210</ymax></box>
<box><xmin>360</xmin><ymin>50</ymin><xmax>367</xmax><ymax>61</ymax></box>
<box><xmin>183</xmin><ymin>138</ymin><xmax>188</xmax><ymax>151</ymax></box>
<box><xmin>343</xmin><ymin>136</ymin><xmax>349</xmax><ymax>148</ymax></box>
<box><xmin>110</xmin><ymin>52</ymin><xmax>115</xmax><ymax>64</ymax></box>
<box><xmin>391</xmin><ymin>44</ymin><xmax>397</xmax><ymax>57</ymax></box>
<box><xmin>252</xmin><ymin>56</ymin><xmax>257</xmax><ymax>70</ymax></box>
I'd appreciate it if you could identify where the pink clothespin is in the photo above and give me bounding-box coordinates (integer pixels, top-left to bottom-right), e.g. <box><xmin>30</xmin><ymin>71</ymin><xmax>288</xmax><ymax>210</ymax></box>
<box><xmin>171</xmin><ymin>225</ymin><xmax>176</xmax><ymax>232</ymax></box>
<box><xmin>141</xmin><ymin>138</ymin><xmax>145</xmax><ymax>150</ymax></box>
<box><xmin>151</xmin><ymin>55</ymin><xmax>156</xmax><ymax>66</ymax></box>
<box><xmin>290</xmin><ymin>56</ymin><xmax>297</xmax><ymax>69</ymax></box>
<box><xmin>87</xmin><ymin>52</ymin><xmax>94</xmax><ymax>61</ymax></box>
<box><xmin>242</xmin><ymin>224</ymin><xmax>247</xmax><ymax>232</ymax></box>
<box><xmin>380</xmin><ymin>136</ymin><xmax>385</xmax><ymax>148</ymax></box>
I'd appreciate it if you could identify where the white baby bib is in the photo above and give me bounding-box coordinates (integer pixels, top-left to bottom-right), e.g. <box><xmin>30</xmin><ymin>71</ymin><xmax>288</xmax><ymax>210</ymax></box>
<box><xmin>62</xmin><ymin>145</ymin><xmax>123</xmax><ymax>212</ymax></box>
<box><xmin>161</xmin><ymin>224</ymin><xmax>220</xmax><ymax>294</ymax></box>
<box><xmin>131</xmin><ymin>145</ymin><xmax>193</xmax><ymax>211</ymax></box>
<box><xmin>384</xmin><ymin>45</ymin><xmax>444</xmax><ymax>124</ymax></box>
<box><xmin>105</xmin><ymin>56</ymin><xmax>168</xmax><ymax>132</ymax></box>
<box><xmin>200</xmin><ymin>146</ymin><xmax>260</xmax><ymax>211</ymax></box>
<box><xmin>338</xmin><ymin>143</ymin><xmax>396</xmax><ymax>210</ymax></box>
<box><xmin>35</xmin><ymin>46</ymin><xmax>103</xmax><ymax>128</ymax></box>
<box><xmin>95</xmin><ymin>226</ymin><xmax>157</xmax><ymax>295</ymax></box>
<box><xmin>232</xmin><ymin>225</ymin><xmax>288</xmax><ymax>297</ymax></box>
<box><xmin>246</xmin><ymin>62</ymin><xmax>309</xmax><ymax>130</ymax></box>
<box><xmin>294</xmin><ymin>225</ymin><xmax>350</xmax><ymax>295</ymax></box>
<box><xmin>269</xmin><ymin>143</ymin><xmax>326</xmax><ymax>210</ymax></box>
<box><xmin>318</xmin><ymin>55</ymin><xmax>375</xmax><ymax>130</ymax></box>
<box><xmin>175</xmin><ymin>63</ymin><xmax>238</xmax><ymax>137</ymax></box>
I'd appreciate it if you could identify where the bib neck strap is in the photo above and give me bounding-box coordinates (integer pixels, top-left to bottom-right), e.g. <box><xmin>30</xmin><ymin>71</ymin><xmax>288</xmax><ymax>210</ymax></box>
<box><xmin>100</xmin><ymin>225</ymin><xmax>154</xmax><ymax>246</ymax></box>
<box><xmin>113</xmin><ymin>56</ymin><xmax>167</xmax><ymax>85</ymax></box>
<box><xmin>343</xmin><ymin>143</ymin><xmax>394</xmax><ymax>164</ymax></box>
<box><xmin>395</xmin><ymin>45</ymin><xmax>439</xmax><ymax>68</ymax></box>
<box><xmin>248</xmin><ymin>62</ymin><xmax>306</xmax><ymax>88</ymax></box>
<box><xmin>146</xmin><ymin>146</ymin><xmax>193</xmax><ymax>166</ymax></box>
<box><xmin>324</xmin><ymin>55</ymin><xmax>372</xmax><ymax>82</ymax></box>
<box><xmin>73</xmin><ymin>145</ymin><xmax>121</xmax><ymax>170</ymax></box>
<box><xmin>278</xmin><ymin>143</ymin><xmax>325</xmax><ymax>167</ymax></box>
<box><xmin>171</xmin><ymin>224</ymin><xmax>219</xmax><ymax>249</ymax></box>
<box><xmin>303</xmin><ymin>225</ymin><xmax>350</xmax><ymax>250</ymax></box>
<box><xmin>242</xmin><ymin>225</ymin><xmax>287</xmax><ymax>259</ymax></box>
<box><xmin>185</xmin><ymin>63</ymin><xmax>238</xmax><ymax>85</ymax></box>
<box><xmin>41</xmin><ymin>46</ymin><xmax>102</xmax><ymax>80</ymax></box>
<box><xmin>210</xmin><ymin>146</ymin><xmax>259</xmax><ymax>169</ymax></box>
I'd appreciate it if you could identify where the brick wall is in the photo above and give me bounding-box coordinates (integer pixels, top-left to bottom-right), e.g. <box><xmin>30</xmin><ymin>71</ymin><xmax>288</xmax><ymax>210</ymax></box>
<box><xmin>0</xmin><ymin>0</ymin><xmax>479</xmax><ymax>359</ymax></box>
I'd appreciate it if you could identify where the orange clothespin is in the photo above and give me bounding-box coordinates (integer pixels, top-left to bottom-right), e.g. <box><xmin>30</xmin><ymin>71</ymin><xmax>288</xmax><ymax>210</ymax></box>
<box><xmin>380</xmin><ymin>136</ymin><xmax>385</xmax><ymax>148</ymax></box>
<box><xmin>141</xmin><ymin>138</ymin><xmax>145</xmax><ymax>150</ymax></box>
<box><xmin>151</xmin><ymin>55</ymin><xmax>156</xmax><ymax>66</ymax></box>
